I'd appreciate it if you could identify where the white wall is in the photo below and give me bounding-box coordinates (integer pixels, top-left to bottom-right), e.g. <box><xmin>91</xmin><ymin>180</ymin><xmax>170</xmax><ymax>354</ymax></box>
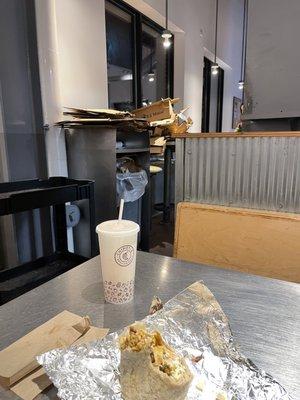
<box><xmin>55</xmin><ymin>0</ymin><xmax>108</xmax><ymax>109</ymax></box>
<box><xmin>35</xmin><ymin>0</ymin><xmax>109</xmax><ymax>176</ymax></box>
<box><xmin>35</xmin><ymin>0</ymin><xmax>66</xmax><ymax>177</ymax></box>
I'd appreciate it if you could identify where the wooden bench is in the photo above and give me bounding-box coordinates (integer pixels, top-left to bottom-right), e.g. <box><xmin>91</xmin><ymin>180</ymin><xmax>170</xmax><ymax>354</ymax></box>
<box><xmin>174</xmin><ymin>202</ymin><xmax>300</xmax><ymax>282</ymax></box>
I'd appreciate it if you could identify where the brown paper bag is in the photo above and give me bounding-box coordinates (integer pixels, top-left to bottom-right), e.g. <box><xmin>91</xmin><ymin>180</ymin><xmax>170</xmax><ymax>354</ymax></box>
<box><xmin>10</xmin><ymin>326</ymin><xmax>108</xmax><ymax>400</ymax></box>
<box><xmin>0</xmin><ymin>310</ymin><xmax>109</xmax><ymax>400</ymax></box>
<box><xmin>0</xmin><ymin>311</ymin><xmax>90</xmax><ymax>387</ymax></box>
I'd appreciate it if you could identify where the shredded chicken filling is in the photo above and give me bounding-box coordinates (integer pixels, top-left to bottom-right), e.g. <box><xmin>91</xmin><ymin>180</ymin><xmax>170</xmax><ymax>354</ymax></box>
<box><xmin>120</xmin><ymin>326</ymin><xmax>186</xmax><ymax>380</ymax></box>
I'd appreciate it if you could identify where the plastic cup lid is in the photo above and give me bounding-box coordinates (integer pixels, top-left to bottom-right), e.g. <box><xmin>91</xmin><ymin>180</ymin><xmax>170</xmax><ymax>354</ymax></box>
<box><xmin>96</xmin><ymin>219</ymin><xmax>140</xmax><ymax>235</ymax></box>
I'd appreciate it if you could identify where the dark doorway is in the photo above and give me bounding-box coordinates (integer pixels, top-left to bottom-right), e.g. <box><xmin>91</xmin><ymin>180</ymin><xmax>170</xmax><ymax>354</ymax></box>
<box><xmin>202</xmin><ymin>57</ymin><xmax>224</xmax><ymax>132</ymax></box>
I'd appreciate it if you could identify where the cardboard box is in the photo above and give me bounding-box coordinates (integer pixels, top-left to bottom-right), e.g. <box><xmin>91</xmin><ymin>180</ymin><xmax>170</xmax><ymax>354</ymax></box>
<box><xmin>133</xmin><ymin>98</ymin><xmax>179</xmax><ymax>122</ymax></box>
<box><xmin>150</xmin><ymin>136</ymin><xmax>166</xmax><ymax>147</ymax></box>
<box><xmin>168</xmin><ymin>116</ymin><xmax>193</xmax><ymax>136</ymax></box>
<box><xmin>150</xmin><ymin>146</ymin><xmax>165</xmax><ymax>155</ymax></box>
<box><xmin>133</xmin><ymin>97</ymin><xmax>192</xmax><ymax>137</ymax></box>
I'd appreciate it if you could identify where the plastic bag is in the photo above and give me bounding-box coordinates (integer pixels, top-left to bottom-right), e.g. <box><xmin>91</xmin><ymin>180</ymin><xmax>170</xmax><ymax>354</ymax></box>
<box><xmin>116</xmin><ymin>169</ymin><xmax>148</xmax><ymax>202</ymax></box>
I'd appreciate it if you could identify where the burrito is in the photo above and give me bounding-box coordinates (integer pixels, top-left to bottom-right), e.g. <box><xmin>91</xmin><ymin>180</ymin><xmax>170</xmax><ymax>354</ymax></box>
<box><xmin>119</xmin><ymin>323</ymin><xmax>193</xmax><ymax>400</ymax></box>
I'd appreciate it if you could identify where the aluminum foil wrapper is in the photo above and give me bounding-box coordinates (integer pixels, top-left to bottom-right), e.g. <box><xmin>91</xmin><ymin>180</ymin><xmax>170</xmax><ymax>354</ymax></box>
<box><xmin>37</xmin><ymin>282</ymin><xmax>291</xmax><ymax>400</ymax></box>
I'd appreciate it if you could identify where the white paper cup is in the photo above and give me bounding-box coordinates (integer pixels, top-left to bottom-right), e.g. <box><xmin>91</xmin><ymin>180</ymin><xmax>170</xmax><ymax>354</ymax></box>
<box><xmin>96</xmin><ymin>220</ymin><xmax>140</xmax><ymax>304</ymax></box>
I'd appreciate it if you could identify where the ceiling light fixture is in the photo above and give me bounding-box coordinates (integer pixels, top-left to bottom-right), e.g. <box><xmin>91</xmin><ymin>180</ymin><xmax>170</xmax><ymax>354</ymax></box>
<box><xmin>211</xmin><ymin>63</ymin><xmax>219</xmax><ymax>75</ymax></box>
<box><xmin>211</xmin><ymin>0</ymin><xmax>219</xmax><ymax>75</ymax></box>
<box><xmin>162</xmin><ymin>0</ymin><xmax>172</xmax><ymax>49</ymax></box>
<box><xmin>148</xmin><ymin>53</ymin><xmax>155</xmax><ymax>82</ymax></box>
<box><xmin>239</xmin><ymin>0</ymin><xmax>249</xmax><ymax>91</ymax></box>
<box><xmin>148</xmin><ymin>72</ymin><xmax>155</xmax><ymax>82</ymax></box>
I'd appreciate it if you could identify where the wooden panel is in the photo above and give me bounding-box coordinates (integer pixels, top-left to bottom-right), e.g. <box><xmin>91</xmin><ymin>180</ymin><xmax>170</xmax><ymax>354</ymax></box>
<box><xmin>174</xmin><ymin>203</ymin><xmax>300</xmax><ymax>283</ymax></box>
<box><xmin>173</xmin><ymin>131</ymin><xmax>300</xmax><ymax>138</ymax></box>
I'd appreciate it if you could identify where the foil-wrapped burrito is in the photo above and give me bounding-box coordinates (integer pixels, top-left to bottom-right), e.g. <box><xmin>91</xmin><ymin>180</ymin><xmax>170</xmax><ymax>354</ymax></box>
<box><xmin>119</xmin><ymin>323</ymin><xmax>193</xmax><ymax>400</ymax></box>
<box><xmin>37</xmin><ymin>281</ymin><xmax>292</xmax><ymax>400</ymax></box>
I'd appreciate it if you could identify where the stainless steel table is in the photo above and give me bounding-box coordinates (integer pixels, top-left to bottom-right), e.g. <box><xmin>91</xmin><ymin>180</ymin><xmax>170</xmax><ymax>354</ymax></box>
<box><xmin>0</xmin><ymin>252</ymin><xmax>299</xmax><ymax>399</ymax></box>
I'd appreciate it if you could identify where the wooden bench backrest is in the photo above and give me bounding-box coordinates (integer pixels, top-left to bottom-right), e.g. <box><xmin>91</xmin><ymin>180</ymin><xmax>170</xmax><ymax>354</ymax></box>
<box><xmin>174</xmin><ymin>202</ymin><xmax>300</xmax><ymax>282</ymax></box>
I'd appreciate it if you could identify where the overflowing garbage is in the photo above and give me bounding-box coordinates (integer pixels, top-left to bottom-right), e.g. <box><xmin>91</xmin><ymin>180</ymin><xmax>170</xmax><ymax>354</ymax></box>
<box><xmin>133</xmin><ymin>98</ymin><xmax>193</xmax><ymax>135</ymax></box>
<box><xmin>58</xmin><ymin>99</ymin><xmax>192</xmax><ymax>155</ymax></box>
<box><xmin>133</xmin><ymin>98</ymin><xmax>193</xmax><ymax>154</ymax></box>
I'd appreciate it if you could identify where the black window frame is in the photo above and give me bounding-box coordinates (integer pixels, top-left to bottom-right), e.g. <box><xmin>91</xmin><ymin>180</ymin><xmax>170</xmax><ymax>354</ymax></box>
<box><xmin>106</xmin><ymin>0</ymin><xmax>174</xmax><ymax>109</ymax></box>
<box><xmin>201</xmin><ymin>57</ymin><xmax>224</xmax><ymax>132</ymax></box>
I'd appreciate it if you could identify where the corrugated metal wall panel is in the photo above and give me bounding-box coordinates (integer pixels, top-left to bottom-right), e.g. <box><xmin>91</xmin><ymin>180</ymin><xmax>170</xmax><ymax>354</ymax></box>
<box><xmin>179</xmin><ymin>137</ymin><xmax>300</xmax><ymax>213</ymax></box>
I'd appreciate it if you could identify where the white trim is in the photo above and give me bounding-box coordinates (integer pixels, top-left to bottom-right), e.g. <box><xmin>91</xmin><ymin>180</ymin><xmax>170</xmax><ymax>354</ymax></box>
<box><xmin>203</xmin><ymin>47</ymin><xmax>232</xmax><ymax>71</ymax></box>
<box><xmin>123</xmin><ymin>0</ymin><xmax>184</xmax><ymax>33</ymax></box>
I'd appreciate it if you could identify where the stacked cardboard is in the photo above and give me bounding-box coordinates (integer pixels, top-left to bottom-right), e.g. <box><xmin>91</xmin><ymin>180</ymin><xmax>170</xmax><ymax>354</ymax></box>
<box><xmin>133</xmin><ymin>98</ymin><xmax>192</xmax><ymax>154</ymax></box>
<box><xmin>63</xmin><ymin>107</ymin><xmax>133</xmax><ymax>119</ymax></box>
<box><xmin>133</xmin><ymin>98</ymin><xmax>193</xmax><ymax>138</ymax></box>
<box><xmin>57</xmin><ymin>107</ymin><xmax>149</xmax><ymax>130</ymax></box>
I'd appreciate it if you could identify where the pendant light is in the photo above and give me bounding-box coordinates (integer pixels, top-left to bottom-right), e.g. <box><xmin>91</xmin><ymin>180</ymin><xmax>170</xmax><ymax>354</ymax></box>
<box><xmin>239</xmin><ymin>0</ymin><xmax>248</xmax><ymax>90</ymax></box>
<box><xmin>147</xmin><ymin>53</ymin><xmax>155</xmax><ymax>82</ymax></box>
<box><xmin>162</xmin><ymin>0</ymin><xmax>172</xmax><ymax>49</ymax></box>
<box><xmin>148</xmin><ymin>72</ymin><xmax>155</xmax><ymax>82</ymax></box>
<box><xmin>211</xmin><ymin>0</ymin><xmax>219</xmax><ymax>75</ymax></box>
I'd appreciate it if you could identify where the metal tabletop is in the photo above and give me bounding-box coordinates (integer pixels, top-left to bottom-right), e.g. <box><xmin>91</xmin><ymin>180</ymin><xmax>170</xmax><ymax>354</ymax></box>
<box><xmin>0</xmin><ymin>252</ymin><xmax>299</xmax><ymax>399</ymax></box>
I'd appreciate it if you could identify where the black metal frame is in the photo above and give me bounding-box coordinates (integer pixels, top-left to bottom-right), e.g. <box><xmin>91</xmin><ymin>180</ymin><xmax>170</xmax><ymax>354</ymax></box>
<box><xmin>201</xmin><ymin>57</ymin><xmax>224</xmax><ymax>132</ymax></box>
<box><xmin>106</xmin><ymin>0</ymin><xmax>174</xmax><ymax>108</ymax></box>
<box><xmin>216</xmin><ymin>68</ymin><xmax>224</xmax><ymax>132</ymax></box>
<box><xmin>0</xmin><ymin>177</ymin><xmax>96</xmax><ymax>305</ymax></box>
<box><xmin>163</xmin><ymin>141</ymin><xmax>175</xmax><ymax>223</ymax></box>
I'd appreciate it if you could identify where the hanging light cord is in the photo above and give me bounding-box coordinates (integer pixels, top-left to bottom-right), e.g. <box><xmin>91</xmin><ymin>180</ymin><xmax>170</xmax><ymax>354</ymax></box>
<box><xmin>240</xmin><ymin>0</ymin><xmax>249</xmax><ymax>82</ymax></box>
<box><xmin>243</xmin><ymin>0</ymin><xmax>249</xmax><ymax>83</ymax></box>
<box><xmin>165</xmin><ymin>0</ymin><xmax>168</xmax><ymax>30</ymax></box>
<box><xmin>214</xmin><ymin>0</ymin><xmax>219</xmax><ymax>63</ymax></box>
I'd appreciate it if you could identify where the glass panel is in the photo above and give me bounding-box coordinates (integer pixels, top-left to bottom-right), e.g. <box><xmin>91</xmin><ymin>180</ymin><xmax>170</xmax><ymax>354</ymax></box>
<box><xmin>141</xmin><ymin>23</ymin><xmax>167</xmax><ymax>105</ymax></box>
<box><xmin>105</xmin><ymin>2</ymin><xmax>134</xmax><ymax>110</ymax></box>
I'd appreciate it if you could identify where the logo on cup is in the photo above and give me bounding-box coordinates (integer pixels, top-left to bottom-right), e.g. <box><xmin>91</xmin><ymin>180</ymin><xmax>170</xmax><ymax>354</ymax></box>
<box><xmin>114</xmin><ymin>245</ymin><xmax>134</xmax><ymax>267</ymax></box>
